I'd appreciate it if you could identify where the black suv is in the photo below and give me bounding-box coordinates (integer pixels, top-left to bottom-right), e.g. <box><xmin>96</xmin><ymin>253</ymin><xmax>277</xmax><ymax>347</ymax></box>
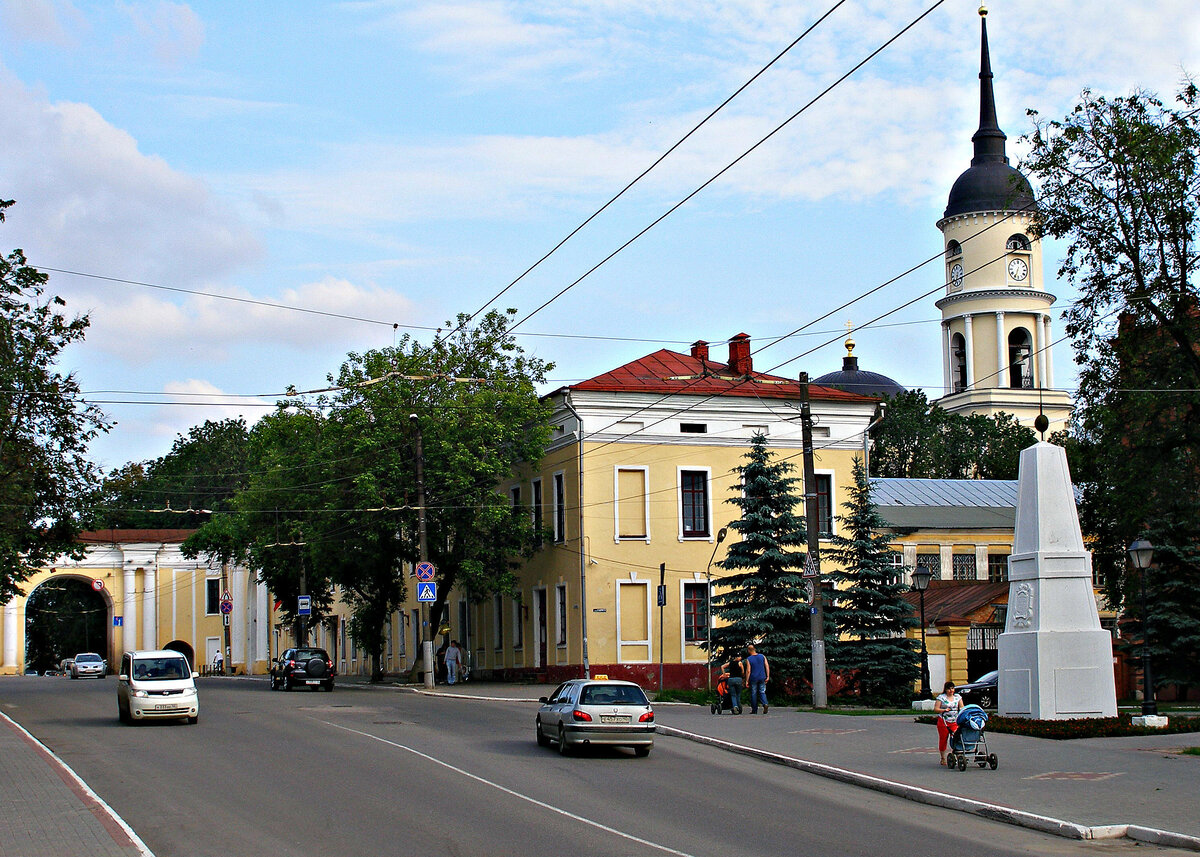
<box><xmin>270</xmin><ymin>647</ymin><xmax>336</xmax><ymax>692</ymax></box>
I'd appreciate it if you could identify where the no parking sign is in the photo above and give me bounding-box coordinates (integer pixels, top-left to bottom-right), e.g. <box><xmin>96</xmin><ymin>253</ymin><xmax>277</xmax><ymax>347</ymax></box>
<box><xmin>92</xmin><ymin>579</ymin><xmax>104</xmax><ymax>591</ymax></box>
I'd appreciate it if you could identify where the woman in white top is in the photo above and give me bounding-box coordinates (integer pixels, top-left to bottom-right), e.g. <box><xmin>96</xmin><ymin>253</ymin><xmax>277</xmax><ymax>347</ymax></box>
<box><xmin>934</xmin><ymin>680</ymin><xmax>963</xmax><ymax>766</ymax></box>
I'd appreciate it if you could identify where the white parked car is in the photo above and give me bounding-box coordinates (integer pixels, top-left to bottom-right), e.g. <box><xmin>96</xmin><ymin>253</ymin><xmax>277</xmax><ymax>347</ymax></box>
<box><xmin>117</xmin><ymin>650</ymin><xmax>199</xmax><ymax>725</ymax></box>
<box><xmin>535</xmin><ymin>678</ymin><xmax>655</xmax><ymax>756</ymax></box>
<box><xmin>70</xmin><ymin>652</ymin><xmax>107</xmax><ymax>679</ymax></box>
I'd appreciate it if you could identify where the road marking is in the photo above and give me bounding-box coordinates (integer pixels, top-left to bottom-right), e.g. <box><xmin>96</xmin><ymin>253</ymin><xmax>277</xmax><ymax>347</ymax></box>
<box><xmin>322</xmin><ymin>720</ymin><xmax>700</xmax><ymax>857</ymax></box>
<box><xmin>787</xmin><ymin>728</ymin><xmax>867</xmax><ymax>735</ymax></box>
<box><xmin>1</xmin><ymin>710</ymin><xmax>156</xmax><ymax>857</ymax></box>
<box><xmin>1025</xmin><ymin>772</ymin><xmax>1123</xmax><ymax>781</ymax></box>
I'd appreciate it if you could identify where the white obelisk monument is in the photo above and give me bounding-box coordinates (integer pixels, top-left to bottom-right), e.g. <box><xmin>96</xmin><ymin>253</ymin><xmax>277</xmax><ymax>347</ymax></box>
<box><xmin>997</xmin><ymin>442</ymin><xmax>1117</xmax><ymax>719</ymax></box>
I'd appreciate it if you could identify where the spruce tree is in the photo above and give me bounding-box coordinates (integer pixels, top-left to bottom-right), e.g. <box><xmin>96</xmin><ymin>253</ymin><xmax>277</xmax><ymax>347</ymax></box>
<box><xmin>825</xmin><ymin>456</ymin><xmax>919</xmax><ymax>703</ymax></box>
<box><xmin>708</xmin><ymin>433</ymin><xmax>814</xmax><ymax>690</ymax></box>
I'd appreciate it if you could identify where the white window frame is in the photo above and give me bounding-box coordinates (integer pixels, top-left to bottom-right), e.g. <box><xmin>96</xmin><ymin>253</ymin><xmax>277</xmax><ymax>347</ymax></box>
<box><xmin>678</xmin><ymin>577</ymin><xmax>709</xmax><ymax>662</ymax></box>
<box><xmin>615</xmin><ymin>579</ymin><xmax>652</xmax><ymax>664</ymax></box>
<box><xmin>552</xmin><ymin>470</ymin><xmax>566</xmax><ymax>544</ymax></box>
<box><xmin>493</xmin><ymin>595</ymin><xmax>504</xmax><ymax>651</ymax></box>
<box><xmin>677</xmin><ymin>466</ymin><xmax>713</xmax><ymax>541</ymax></box>
<box><xmin>814</xmin><ymin>469</ymin><xmax>836</xmax><ymax>540</ymax></box>
<box><xmin>613</xmin><ymin>465</ymin><xmax>650</xmax><ymax>543</ymax></box>
<box><xmin>512</xmin><ymin>597</ymin><xmax>524</xmax><ymax>650</ymax></box>
<box><xmin>555</xmin><ymin>583</ymin><xmax>568</xmax><ymax>649</ymax></box>
<box><xmin>531</xmin><ymin>477</ymin><xmax>543</xmax><ymax>539</ymax></box>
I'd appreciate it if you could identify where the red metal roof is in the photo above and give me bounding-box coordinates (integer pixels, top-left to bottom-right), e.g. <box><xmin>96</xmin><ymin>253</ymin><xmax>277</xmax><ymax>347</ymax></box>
<box><xmin>77</xmin><ymin>529</ymin><xmax>198</xmax><ymax>545</ymax></box>
<box><xmin>901</xmin><ymin>580</ymin><xmax>1010</xmax><ymax>625</ymax></box>
<box><xmin>570</xmin><ymin>348</ymin><xmax>875</xmax><ymax>402</ymax></box>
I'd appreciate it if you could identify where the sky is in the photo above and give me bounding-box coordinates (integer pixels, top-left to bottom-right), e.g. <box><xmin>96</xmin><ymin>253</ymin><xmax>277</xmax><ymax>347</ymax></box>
<box><xmin>1</xmin><ymin>0</ymin><xmax>1196</xmax><ymax>470</ymax></box>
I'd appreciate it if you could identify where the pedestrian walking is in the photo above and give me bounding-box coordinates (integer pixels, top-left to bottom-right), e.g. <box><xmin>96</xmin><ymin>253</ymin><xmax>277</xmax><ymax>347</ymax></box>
<box><xmin>746</xmin><ymin>644</ymin><xmax>769</xmax><ymax>714</ymax></box>
<box><xmin>723</xmin><ymin>651</ymin><xmax>745</xmax><ymax>713</ymax></box>
<box><xmin>445</xmin><ymin>639</ymin><xmax>463</xmax><ymax>684</ymax></box>
<box><xmin>934</xmin><ymin>680</ymin><xmax>963</xmax><ymax>766</ymax></box>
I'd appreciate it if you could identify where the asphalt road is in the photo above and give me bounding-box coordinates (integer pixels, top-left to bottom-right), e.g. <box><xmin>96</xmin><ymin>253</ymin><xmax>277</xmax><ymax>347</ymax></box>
<box><xmin>2</xmin><ymin>677</ymin><xmax>1192</xmax><ymax>857</ymax></box>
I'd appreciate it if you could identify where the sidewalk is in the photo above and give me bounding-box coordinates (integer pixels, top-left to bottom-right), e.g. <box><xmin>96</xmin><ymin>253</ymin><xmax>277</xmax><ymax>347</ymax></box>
<box><xmin>399</xmin><ymin>680</ymin><xmax>1200</xmax><ymax>851</ymax></box>
<box><xmin>0</xmin><ymin>710</ymin><xmax>152</xmax><ymax>857</ymax></box>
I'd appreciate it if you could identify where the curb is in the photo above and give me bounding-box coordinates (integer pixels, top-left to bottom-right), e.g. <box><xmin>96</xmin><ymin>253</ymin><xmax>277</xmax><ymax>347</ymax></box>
<box><xmin>656</xmin><ymin>725</ymin><xmax>1200</xmax><ymax>852</ymax></box>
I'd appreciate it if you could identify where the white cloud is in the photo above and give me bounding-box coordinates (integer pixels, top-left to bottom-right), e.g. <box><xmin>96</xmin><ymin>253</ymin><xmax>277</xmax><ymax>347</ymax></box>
<box><xmin>117</xmin><ymin>1</ymin><xmax>204</xmax><ymax>65</ymax></box>
<box><xmin>0</xmin><ymin>0</ymin><xmax>86</xmax><ymax>46</ymax></box>
<box><xmin>0</xmin><ymin>63</ymin><xmax>261</xmax><ymax>286</ymax></box>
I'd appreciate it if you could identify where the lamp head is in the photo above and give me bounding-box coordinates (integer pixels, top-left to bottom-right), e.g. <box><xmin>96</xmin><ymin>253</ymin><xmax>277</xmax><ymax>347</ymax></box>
<box><xmin>716</xmin><ymin>527</ymin><xmax>728</xmax><ymax>544</ymax></box>
<box><xmin>912</xmin><ymin>566</ymin><xmax>932</xmax><ymax>591</ymax></box>
<box><xmin>1128</xmin><ymin>539</ymin><xmax>1154</xmax><ymax>570</ymax></box>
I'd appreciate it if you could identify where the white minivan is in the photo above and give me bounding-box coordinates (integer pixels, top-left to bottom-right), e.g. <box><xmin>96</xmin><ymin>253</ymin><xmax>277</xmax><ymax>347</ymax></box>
<box><xmin>117</xmin><ymin>650</ymin><xmax>200</xmax><ymax>725</ymax></box>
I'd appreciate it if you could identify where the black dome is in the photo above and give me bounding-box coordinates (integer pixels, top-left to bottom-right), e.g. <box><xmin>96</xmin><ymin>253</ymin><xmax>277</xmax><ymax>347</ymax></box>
<box><xmin>814</xmin><ymin>355</ymin><xmax>906</xmax><ymax>399</ymax></box>
<box><xmin>945</xmin><ymin>161</ymin><xmax>1035</xmax><ymax>219</ymax></box>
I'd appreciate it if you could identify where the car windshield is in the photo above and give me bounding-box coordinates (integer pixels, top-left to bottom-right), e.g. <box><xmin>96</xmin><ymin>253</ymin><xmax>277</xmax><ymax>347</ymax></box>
<box><xmin>131</xmin><ymin>657</ymin><xmax>189</xmax><ymax>680</ymax></box>
<box><xmin>972</xmin><ymin>671</ymin><xmax>998</xmax><ymax>684</ymax></box>
<box><xmin>76</xmin><ymin>654</ymin><xmax>102</xmax><ymax>663</ymax></box>
<box><xmin>580</xmin><ymin>685</ymin><xmax>649</xmax><ymax>706</ymax></box>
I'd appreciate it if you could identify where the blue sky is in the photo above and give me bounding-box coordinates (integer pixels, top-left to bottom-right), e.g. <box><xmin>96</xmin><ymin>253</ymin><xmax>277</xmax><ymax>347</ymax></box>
<box><xmin>1</xmin><ymin>0</ymin><xmax>1196</xmax><ymax>469</ymax></box>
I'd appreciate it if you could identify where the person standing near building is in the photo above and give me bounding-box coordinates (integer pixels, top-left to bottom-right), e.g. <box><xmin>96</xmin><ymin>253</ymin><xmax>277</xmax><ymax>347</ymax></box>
<box><xmin>445</xmin><ymin>639</ymin><xmax>463</xmax><ymax>685</ymax></box>
<box><xmin>934</xmin><ymin>681</ymin><xmax>963</xmax><ymax>766</ymax></box>
<box><xmin>746</xmin><ymin>644</ymin><xmax>769</xmax><ymax>714</ymax></box>
<box><xmin>723</xmin><ymin>651</ymin><xmax>745</xmax><ymax>713</ymax></box>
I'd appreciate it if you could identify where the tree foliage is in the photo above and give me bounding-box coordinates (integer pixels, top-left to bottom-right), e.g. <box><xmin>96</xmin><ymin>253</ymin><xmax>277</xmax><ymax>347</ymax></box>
<box><xmin>1020</xmin><ymin>82</ymin><xmax>1200</xmax><ymax>687</ymax></box>
<box><xmin>824</xmin><ymin>457</ymin><xmax>918</xmax><ymax>704</ymax></box>
<box><xmin>708</xmin><ymin>433</ymin><xmax>817</xmax><ymax>689</ymax></box>
<box><xmin>186</xmin><ymin>309</ymin><xmax>553</xmax><ymax>681</ymax></box>
<box><xmin>869</xmin><ymin>390</ymin><xmax>1036</xmax><ymax>480</ymax></box>
<box><xmin>1</xmin><ymin>199</ymin><xmax>109</xmax><ymax>601</ymax></box>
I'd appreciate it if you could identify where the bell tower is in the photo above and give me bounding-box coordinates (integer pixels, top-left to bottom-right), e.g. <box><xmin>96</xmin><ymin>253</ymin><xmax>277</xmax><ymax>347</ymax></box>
<box><xmin>934</xmin><ymin>5</ymin><xmax>1072</xmax><ymax>434</ymax></box>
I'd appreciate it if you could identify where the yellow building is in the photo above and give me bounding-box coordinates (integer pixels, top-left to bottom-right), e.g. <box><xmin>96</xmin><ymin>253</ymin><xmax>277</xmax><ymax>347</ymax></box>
<box><xmin>2</xmin><ymin>529</ymin><xmax>272</xmax><ymax>676</ymax></box>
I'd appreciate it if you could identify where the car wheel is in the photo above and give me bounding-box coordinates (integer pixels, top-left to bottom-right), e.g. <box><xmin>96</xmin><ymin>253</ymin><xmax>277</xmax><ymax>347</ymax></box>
<box><xmin>557</xmin><ymin>726</ymin><xmax>572</xmax><ymax>756</ymax></box>
<box><xmin>118</xmin><ymin>704</ymin><xmax>130</xmax><ymax>725</ymax></box>
<box><xmin>634</xmin><ymin>746</ymin><xmax>651</xmax><ymax>758</ymax></box>
<box><xmin>536</xmin><ymin>719</ymin><xmax>551</xmax><ymax>747</ymax></box>
<box><xmin>978</xmin><ymin>693</ymin><xmax>994</xmax><ymax>709</ymax></box>
<box><xmin>187</xmin><ymin>716</ymin><xmax>199</xmax><ymax>725</ymax></box>
<box><xmin>284</xmin><ymin>676</ymin><xmax>292</xmax><ymax>692</ymax></box>
<box><xmin>324</xmin><ymin>680</ymin><xmax>334</xmax><ymax>692</ymax></box>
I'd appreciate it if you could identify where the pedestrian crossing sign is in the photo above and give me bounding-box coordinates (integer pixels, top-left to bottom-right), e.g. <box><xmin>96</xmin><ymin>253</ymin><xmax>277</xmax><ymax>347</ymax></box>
<box><xmin>417</xmin><ymin>582</ymin><xmax>437</xmax><ymax>603</ymax></box>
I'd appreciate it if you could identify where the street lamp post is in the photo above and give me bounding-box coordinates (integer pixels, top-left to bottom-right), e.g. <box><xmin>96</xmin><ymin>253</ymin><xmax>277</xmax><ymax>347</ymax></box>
<box><xmin>704</xmin><ymin>527</ymin><xmax>728</xmax><ymax>694</ymax></box>
<box><xmin>912</xmin><ymin>566</ymin><xmax>932</xmax><ymax>699</ymax></box>
<box><xmin>1127</xmin><ymin>539</ymin><xmax>1156</xmax><ymax>717</ymax></box>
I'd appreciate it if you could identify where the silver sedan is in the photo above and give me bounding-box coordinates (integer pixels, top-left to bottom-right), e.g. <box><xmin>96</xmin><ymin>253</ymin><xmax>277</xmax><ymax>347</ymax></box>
<box><xmin>70</xmin><ymin>652</ymin><xmax>107</xmax><ymax>679</ymax></box>
<box><xmin>535</xmin><ymin>678</ymin><xmax>655</xmax><ymax>756</ymax></box>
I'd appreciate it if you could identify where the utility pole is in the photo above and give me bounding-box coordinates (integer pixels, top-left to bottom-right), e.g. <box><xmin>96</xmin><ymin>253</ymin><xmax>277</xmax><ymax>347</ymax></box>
<box><xmin>411</xmin><ymin>414</ymin><xmax>434</xmax><ymax>690</ymax></box>
<box><xmin>220</xmin><ymin>561</ymin><xmax>232</xmax><ymax>675</ymax></box>
<box><xmin>799</xmin><ymin>373</ymin><xmax>828</xmax><ymax>708</ymax></box>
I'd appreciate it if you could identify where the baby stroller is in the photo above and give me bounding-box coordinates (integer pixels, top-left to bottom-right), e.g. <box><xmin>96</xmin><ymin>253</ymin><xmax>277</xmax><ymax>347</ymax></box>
<box><xmin>709</xmin><ymin>673</ymin><xmax>741</xmax><ymax>714</ymax></box>
<box><xmin>946</xmin><ymin>704</ymin><xmax>997</xmax><ymax>771</ymax></box>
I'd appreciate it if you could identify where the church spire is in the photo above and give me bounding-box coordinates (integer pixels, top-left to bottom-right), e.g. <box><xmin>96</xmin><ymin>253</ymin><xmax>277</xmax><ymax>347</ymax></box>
<box><xmin>971</xmin><ymin>5</ymin><xmax>1009</xmax><ymax>167</ymax></box>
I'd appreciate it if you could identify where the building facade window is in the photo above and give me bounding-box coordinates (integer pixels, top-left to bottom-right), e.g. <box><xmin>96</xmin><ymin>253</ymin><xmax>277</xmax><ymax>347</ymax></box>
<box><xmin>553</xmin><ymin>472</ymin><xmax>566</xmax><ymax>543</ymax></box>
<box><xmin>683</xmin><ymin>582</ymin><xmax>707</xmax><ymax>642</ymax></box>
<box><xmin>205</xmin><ymin>578</ymin><xmax>220</xmax><ymax>615</ymax></box>
<box><xmin>916</xmin><ymin>552</ymin><xmax>942</xmax><ymax>580</ymax></box>
<box><xmin>531</xmin><ymin>478</ymin><xmax>543</xmax><ymax>545</ymax></box>
<box><xmin>512</xmin><ymin>598</ymin><xmax>523</xmax><ymax>649</ymax></box>
<box><xmin>615</xmin><ymin>466</ymin><xmax>649</xmax><ymax>541</ymax></box>
<box><xmin>679</xmin><ymin>468</ymin><xmax>710</xmax><ymax>538</ymax></box>
<box><xmin>888</xmin><ymin>551</ymin><xmax>907</xmax><ymax>585</ymax></box>
<box><xmin>952</xmin><ymin>553</ymin><xmax>977</xmax><ymax>581</ymax></box>
<box><xmin>815</xmin><ymin>474</ymin><xmax>833</xmax><ymax>538</ymax></box>
<box><xmin>493</xmin><ymin>595</ymin><xmax>504</xmax><ymax>650</ymax></box>
<box><xmin>556</xmin><ymin>584</ymin><xmax>568</xmax><ymax>647</ymax></box>
<box><xmin>988</xmin><ymin>553</ymin><xmax>1010</xmax><ymax>583</ymax></box>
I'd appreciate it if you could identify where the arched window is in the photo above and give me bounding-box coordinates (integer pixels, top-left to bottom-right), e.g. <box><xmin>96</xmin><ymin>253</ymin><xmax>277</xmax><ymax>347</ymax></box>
<box><xmin>1008</xmin><ymin>328</ymin><xmax>1033</xmax><ymax>389</ymax></box>
<box><xmin>951</xmin><ymin>333</ymin><xmax>967</xmax><ymax>393</ymax></box>
<box><xmin>946</xmin><ymin>240</ymin><xmax>962</xmax><ymax>258</ymax></box>
<box><xmin>1006</xmin><ymin>234</ymin><xmax>1031</xmax><ymax>251</ymax></box>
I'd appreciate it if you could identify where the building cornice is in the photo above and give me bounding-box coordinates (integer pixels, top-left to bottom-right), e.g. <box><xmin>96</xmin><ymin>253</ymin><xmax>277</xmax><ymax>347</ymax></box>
<box><xmin>936</xmin><ymin>288</ymin><xmax>1056</xmax><ymax>311</ymax></box>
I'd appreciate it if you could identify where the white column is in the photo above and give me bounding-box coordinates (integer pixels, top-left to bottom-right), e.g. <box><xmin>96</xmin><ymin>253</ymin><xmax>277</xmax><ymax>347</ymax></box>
<box><xmin>123</xmin><ymin>566</ymin><xmax>139</xmax><ymax>653</ymax></box>
<box><xmin>142</xmin><ymin>563</ymin><xmax>157</xmax><ymax>651</ymax></box>
<box><xmin>3</xmin><ymin>599</ymin><xmax>18</xmax><ymax>668</ymax></box>
<box><xmin>939</xmin><ymin>544</ymin><xmax>953</xmax><ymax>579</ymax></box>
<box><xmin>902</xmin><ymin>544</ymin><xmax>917</xmax><ymax>586</ymax></box>
<box><xmin>1043</xmin><ymin>314</ymin><xmax>1055</xmax><ymax>388</ymax></box>
<box><xmin>255</xmin><ymin>573</ymin><xmax>269</xmax><ymax>673</ymax></box>
<box><xmin>975</xmin><ymin>544</ymin><xmax>989</xmax><ymax>581</ymax></box>
<box><xmin>995</xmin><ymin>311</ymin><xmax>1006</xmax><ymax>388</ymax></box>
<box><xmin>963</xmin><ymin>314</ymin><xmax>976</xmax><ymax>389</ymax></box>
<box><xmin>232</xmin><ymin>567</ymin><xmax>246</xmax><ymax>667</ymax></box>
<box><xmin>941</xmin><ymin>322</ymin><xmax>952</xmax><ymax>395</ymax></box>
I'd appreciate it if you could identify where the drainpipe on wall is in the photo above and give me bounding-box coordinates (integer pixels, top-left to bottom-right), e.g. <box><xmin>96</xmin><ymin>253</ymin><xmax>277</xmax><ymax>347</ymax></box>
<box><xmin>563</xmin><ymin>392</ymin><xmax>590</xmax><ymax>679</ymax></box>
<box><xmin>863</xmin><ymin>402</ymin><xmax>888</xmax><ymax>475</ymax></box>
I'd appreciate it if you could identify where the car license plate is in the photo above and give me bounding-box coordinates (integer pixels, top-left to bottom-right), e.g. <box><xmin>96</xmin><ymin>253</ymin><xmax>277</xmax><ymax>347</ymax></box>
<box><xmin>153</xmin><ymin>704</ymin><xmax>176</xmax><ymax>710</ymax></box>
<box><xmin>306</xmin><ymin>680</ymin><xmax>321</xmax><ymax>685</ymax></box>
<box><xmin>601</xmin><ymin>715</ymin><xmax>629</xmax><ymax>724</ymax></box>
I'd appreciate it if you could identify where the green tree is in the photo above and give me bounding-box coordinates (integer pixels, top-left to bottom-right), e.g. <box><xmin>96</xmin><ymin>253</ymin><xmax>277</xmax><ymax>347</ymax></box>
<box><xmin>100</xmin><ymin>418</ymin><xmax>250</xmax><ymax>528</ymax></box>
<box><xmin>824</xmin><ymin>457</ymin><xmax>918</xmax><ymax>704</ymax></box>
<box><xmin>1021</xmin><ymin>82</ymin><xmax>1200</xmax><ymax>688</ymax></box>
<box><xmin>1</xmin><ymin>199</ymin><xmax>109</xmax><ymax>601</ymax></box>
<box><xmin>708</xmin><ymin>433</ymin><xmax>816</xmax><ymax>693</ymax></box>
<box><xmin>869</xmin><ymin>390</ymin><xmax>1035</xmax><ymax>480</ymax></box>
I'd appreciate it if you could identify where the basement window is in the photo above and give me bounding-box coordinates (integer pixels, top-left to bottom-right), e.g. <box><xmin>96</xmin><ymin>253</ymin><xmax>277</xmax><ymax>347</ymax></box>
<box><xmin>680</xmin><ymin>423</ymin><xmax>708</xmax><ymax>434</ymax></box>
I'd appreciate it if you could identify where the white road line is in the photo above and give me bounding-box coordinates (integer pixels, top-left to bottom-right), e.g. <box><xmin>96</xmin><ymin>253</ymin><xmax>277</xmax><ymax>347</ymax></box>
<box><xmin>1</xmin><ymin>710</ymin><xmax>156</xmax><ymax>857</ymax></box>
<box><xmin>321</xmin><ymin>720</ymin><xmax>700</xmax><ymax>857</ymax></box>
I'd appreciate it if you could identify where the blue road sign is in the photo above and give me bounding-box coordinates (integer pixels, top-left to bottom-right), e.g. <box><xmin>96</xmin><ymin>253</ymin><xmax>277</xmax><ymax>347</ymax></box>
<box><xmin>297</xmin><ymin>595</ymin><xmax>312</xmax><ymax>616</ymax></box>
<box><xmin>415</xmin><ymin>561</ymin><xmax>436</xmax><ymax>582</ymax></box>
<box><xmin>113</xmin><ymin>616</ymin><xmax>123</xmax><ymax>627</ymax></box>
<box><xmin>417</xmin><ymin>582</ymin><xmax>437</xmax><ymax>603</ymax></box>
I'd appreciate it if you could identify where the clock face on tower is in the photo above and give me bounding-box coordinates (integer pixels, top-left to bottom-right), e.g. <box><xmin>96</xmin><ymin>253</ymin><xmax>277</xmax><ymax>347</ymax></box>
<box><xmin>950</xmin><ymin>263</ymin><xmax>964</xmax><ymax>289</ymax></box>
<box><xmin>1008</xmin><ymin>258</ymin><xmax>1029</xmax><ymax>282</ymax></box>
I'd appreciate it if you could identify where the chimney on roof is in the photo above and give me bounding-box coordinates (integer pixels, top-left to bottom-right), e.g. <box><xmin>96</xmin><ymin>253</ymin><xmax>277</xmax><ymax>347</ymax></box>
<box><xmin>690</xmin><ymin>340</ymin><xmax>710</xmax><ymax>362</ymax></box>
<box><xmin>728</xmin><ymin>333</ymin><xmax>752</xmax><ymax>375</ymax></box>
